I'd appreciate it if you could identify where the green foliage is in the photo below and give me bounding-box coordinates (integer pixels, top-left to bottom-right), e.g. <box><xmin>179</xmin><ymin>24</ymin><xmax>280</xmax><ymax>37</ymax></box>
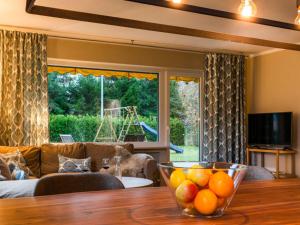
<box><xmin>170</xmin><ymin>146</ymin><xmax>199</xmax><ymax>161</ymax></box>
<box><xmin>170</xmin><ymin>117</ymin><xmax>185</xmax><ymax>145</ymax></box>
<box><xmin>68</xmin><ymin>76</ymin><xmax>101</xmax><ymax>115</ymax></box>
<box><xmin>170</xmin><ymin>80</ymin><xmax>185</xmax><ymax>119</ymax></box>
<box><xmin>48</xmin><ymin>74</ymin><xmax>183</xmax><ymax>118</ymax></box>
<box><xmin>48</xmin><ymin>73</ymin><xmax>187</xmax><ymax>145</ymax></box>
<box><xmin>48</xmin><ymin>73</ymin><xmax>71</xmax><ymax>114</ymax></box>
<box><xmin>49</xmin><ymin>114</ymin><xmax>101</xmax><ymax>142</ymax></box>
<box><xmin>121</xmin><ymin>79</ymin><xmax>158</xmax><ymax>117</ymax></box>
<box><xmin>49</xmin><ymin>114</ymin><xmax>184</xmax><ymax>145</ymax></box>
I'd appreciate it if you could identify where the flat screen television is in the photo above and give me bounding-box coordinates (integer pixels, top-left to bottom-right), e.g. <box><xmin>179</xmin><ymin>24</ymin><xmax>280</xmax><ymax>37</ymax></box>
<box><xmin>248</xmin><ymin>112</ymin><xmax>292</xmax><ymax>149</ymax></box>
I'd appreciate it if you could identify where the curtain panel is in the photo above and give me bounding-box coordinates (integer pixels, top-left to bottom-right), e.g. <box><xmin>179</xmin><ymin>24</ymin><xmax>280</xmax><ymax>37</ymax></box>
<box><xmin>202</xmin><ymin>53</ymin><xmax>246</xmax><ymax>164</ymax></box>
<box><xmin>0</xmin><ymin>30</ymin><xmax>48</xmax><ymax>146</ymax></box>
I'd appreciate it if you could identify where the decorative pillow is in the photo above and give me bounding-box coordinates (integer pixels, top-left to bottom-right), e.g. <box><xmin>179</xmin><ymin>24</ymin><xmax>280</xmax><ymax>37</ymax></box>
<box><xmin>0</xmin><ymin>150</ymin><xmax>32</xmax><ymax>180</ymax></box>
<box><xmin>0</xmin><ymin>146</ymin><xmax>41</xmax><ymax>178</ymax></box>
<box><xmin>0</xmin><ymin>156</ymin><xmax>12</xmax><ymax>181</ymax></box>
<box><xmin>58</xmin><ymin>155</ymin><xmax>91</xmax><ymax>173</ymax></box>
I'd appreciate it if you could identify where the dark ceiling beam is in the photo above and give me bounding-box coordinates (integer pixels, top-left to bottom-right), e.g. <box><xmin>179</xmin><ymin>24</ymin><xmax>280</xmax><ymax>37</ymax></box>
<box><xmin>25</xmin><ymin>0</ymin><xmax>36</xmax><ymax>13</ymax></box>
<box><xmin>25</xmin><ymin>4</ymin><xmax>300</xmax><ymax>51</ymax></box>
<box><xmin>126</xmin><ymin>0</ymin><xmax>300</xmax><ymax>31</ymax></box>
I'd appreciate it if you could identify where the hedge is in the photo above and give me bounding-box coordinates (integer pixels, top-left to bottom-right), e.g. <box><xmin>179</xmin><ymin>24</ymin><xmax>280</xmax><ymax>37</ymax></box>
<box><xmin>49</xmin><ymin>114</ymin><xmax>184</xmax><ymax>145</ymax></box>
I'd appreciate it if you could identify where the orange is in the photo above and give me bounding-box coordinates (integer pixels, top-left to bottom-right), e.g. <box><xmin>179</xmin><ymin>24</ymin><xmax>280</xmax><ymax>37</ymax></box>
<box><xmin>187</xmin><ymin>165</ymin><xmax>212</xmax><ymax>187</ymax></box>
<box><xmin>170</xmin><ymin>170</ymin><xmax>186</xmax><ymax>189</ymax></box>
<box><xmin>209</xmin><ymin>171</ymin><xmax>234</xmax><ymax>198</ymax></box>
<box><xmin>217</xmin><ymin>197</ymin><xmax>226</xmax><ymax>208</ymax></box>
<box><xmin>194</xmin><ymin>189</ymin><xmax>218</xmax><ymax>215</ymax></box>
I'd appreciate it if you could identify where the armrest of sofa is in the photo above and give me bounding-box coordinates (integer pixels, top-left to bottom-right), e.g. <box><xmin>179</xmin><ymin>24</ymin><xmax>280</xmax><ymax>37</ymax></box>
<box><xmin>143</xmin><ymin>158</ymin><xmax>160</xmax><ymax>186</ymax></box>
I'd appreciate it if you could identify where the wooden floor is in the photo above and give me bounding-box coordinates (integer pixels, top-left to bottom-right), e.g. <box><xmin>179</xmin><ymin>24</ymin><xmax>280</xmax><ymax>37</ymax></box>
<box><xmin>0</xmin><ymin>179</ymin><xmax>300</xmax><ymax>225</ymax></box>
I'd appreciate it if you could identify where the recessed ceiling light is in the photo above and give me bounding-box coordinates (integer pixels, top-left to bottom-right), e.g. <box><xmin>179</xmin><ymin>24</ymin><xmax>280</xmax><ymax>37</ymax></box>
<box><xmin>172</xmin><ymin>0</ymin><xmax>182</xmax><ymax>4</ymax></box>
<box><xmin>238</xmin><ymin>0</ymin><xmax>257</xmax><ymax>18</ymax></box>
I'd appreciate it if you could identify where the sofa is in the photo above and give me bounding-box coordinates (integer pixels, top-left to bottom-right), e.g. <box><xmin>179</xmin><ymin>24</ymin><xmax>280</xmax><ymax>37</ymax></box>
<box><xmin>0</xmin><ymin>142</ymin><xmax>159</xmax><ymax>198</ymax></box>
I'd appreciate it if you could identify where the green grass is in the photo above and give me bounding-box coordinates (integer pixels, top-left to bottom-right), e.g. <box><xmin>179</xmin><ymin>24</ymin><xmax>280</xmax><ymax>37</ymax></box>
<box><xmin>170</xmin><ymin>146</ymin><xmax>200</xmax><ymax>162</ymax></box>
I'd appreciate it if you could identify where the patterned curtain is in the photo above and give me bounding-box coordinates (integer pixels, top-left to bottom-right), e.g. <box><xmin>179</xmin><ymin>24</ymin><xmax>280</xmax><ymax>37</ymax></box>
<box><xmin>202</xmin><ymin>53</ymin><xmax>246</xmax><ymax>164</ymax></box>
<box><xmin>0</xmin><ymin>30</ymin><xmax>48</xmax><ymax>146</ymax></box>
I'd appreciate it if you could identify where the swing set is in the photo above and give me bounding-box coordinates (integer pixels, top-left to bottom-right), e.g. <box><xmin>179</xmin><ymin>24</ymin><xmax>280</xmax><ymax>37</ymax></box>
<box><xmin>94</xmin><ymin>106</ymin><xmax>147</xmax><ymax>142</ymax></box>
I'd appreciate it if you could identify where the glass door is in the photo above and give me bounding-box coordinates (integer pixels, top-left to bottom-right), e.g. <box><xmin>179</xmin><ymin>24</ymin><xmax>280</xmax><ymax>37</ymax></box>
<box><xmin>169</xmin><ymin>75</ymin><xmax>201</xmax><ymax>161</ymax></box>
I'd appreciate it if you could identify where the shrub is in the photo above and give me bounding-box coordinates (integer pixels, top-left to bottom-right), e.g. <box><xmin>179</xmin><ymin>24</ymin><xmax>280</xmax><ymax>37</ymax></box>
<box><xmin>170</xmin><ymin>117</ymin><xmax>185</xmax><ymax>146</ymax></box>
<box><xmin>49</xmin><ymin>115</ymin><xmax>100</xmax><ymax>142</ymax></box>
<box><xmin>49</xmin><ymin>114</ymin><xmax>185</xmax><ymax>145</ymax></box>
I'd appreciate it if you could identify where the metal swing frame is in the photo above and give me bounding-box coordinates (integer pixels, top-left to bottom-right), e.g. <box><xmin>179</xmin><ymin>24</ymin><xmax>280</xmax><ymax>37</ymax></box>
<box><xmin>94</xmin><ymin>106</ymin><xmax>146</xmax><ymax>142</ymax></box>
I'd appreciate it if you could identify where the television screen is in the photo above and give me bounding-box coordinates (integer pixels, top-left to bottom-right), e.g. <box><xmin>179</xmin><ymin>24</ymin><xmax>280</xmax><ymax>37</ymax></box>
<box><xmin>248</xmin><ymin>112</ymin><xmax>292</xmax><ymax>148</ymax></box>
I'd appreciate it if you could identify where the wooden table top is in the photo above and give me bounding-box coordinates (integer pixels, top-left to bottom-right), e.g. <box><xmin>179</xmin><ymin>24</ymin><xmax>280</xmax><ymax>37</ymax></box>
<box><xmin>1</xmin><ymin>179</ymin><xmax>300</xmax><ymax>225</ymax></box>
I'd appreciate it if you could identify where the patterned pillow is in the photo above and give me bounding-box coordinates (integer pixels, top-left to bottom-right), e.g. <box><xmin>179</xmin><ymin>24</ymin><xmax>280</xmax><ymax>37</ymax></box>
<box><xmin>0</xmin><ymin>156</ymin><xmax>12</xmax><ymax>181</ymax></box>
<box><xmin>0</xmin><ymin>150</ymin><xmax>32</xmax><ymax>180</ymax></box>
<box><xmin>58</xmin><ymin>155</ymin><xmax>91</xmax><ymax>173</ymax></box>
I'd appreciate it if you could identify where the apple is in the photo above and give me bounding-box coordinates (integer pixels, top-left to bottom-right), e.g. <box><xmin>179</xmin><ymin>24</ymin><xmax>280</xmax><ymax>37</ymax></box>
<box><xmin>175</xmin><ymin>180</ymin><xmax>199</xmax><ymax>203</ymax></box>
<box><xmin>177</xmin><ymin>200</ymin><xmax>194</xmax><ymax>209</ymax></box>
<box><xmin>187</xmin><ymin>165</ymin><xmax>212</xmax><ymax>187</ymax></box>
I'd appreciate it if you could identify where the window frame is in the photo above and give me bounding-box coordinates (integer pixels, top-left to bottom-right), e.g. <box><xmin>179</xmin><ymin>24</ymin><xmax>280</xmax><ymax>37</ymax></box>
<box><xmin>48</xmin><ymin>58</ymin><xmax>203</xmax><ymax>151</ymax></box>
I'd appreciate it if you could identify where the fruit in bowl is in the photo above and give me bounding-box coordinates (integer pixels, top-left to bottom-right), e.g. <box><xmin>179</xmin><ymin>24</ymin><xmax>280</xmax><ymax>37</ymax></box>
<box><xmin>175</xmin><ymin>180</ymin><xmax>199</xmax><ymax>203</ymax></box>
<box><xmin>159</xmin><ymin>162</ymin><xmax>247</xmax><ymax>218</ymax></box>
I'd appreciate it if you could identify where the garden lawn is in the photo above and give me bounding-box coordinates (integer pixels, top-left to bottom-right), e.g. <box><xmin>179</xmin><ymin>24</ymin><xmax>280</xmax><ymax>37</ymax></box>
<box><xmin>170</xmin><ymin>146</ymin><xmax>200</xmax><ymax>162</ymax></box>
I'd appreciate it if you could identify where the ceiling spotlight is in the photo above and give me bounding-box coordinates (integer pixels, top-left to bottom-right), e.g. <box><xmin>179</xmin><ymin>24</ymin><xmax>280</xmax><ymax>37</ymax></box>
<box><xmin>295</xmin><ymin>0</ymin><xmax>300</xmax><ymax>25</ymax></box>
<box><xmin>238</xmin><ymin>0</ymin><xmax>257</xmax><ymax>18</ymax></box>
<box><xmin>172</xmin><ymin>0</ymin><xmax>182</xmax><ymax>4</ymax></box>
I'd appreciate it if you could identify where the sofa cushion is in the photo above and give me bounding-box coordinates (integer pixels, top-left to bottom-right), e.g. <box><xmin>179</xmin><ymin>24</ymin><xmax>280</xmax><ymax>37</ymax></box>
<box><xmin>0</xmin><ymin>146</ymin><xmax>40</xmax><ymax>178</ymax></box>
<box><xmin>58</xmin><ymin>155</ymin><xmax>91</xmax><ymax>173</ymax></box>
<box><xmin>0</xmin><ymin>179</ymin><xmax>38</xmax><ymax>198</ymax></box>
<box><xmin>0</xmin><ymin>156</ymin><xmax>11</xmax><ymax>181</ymax></box>
<box><xmin>0</xmin><ymin>150</ymin><xmax>33</xmax><ymax>180</ymax></box>
<box><xmin>84</xmin><ymin>143</ymin><xmax>134</xmax><ymax>172</ymax></box>
<box><xmin>41</xmin><ymin>143</ymin><xmax>85</xmax><ymax>176</ymax></box>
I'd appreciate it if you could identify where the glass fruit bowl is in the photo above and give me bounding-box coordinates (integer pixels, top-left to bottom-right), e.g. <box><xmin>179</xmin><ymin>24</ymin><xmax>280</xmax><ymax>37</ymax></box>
<box><xmin>159</xmin><ymin>162</ymin><xmax>247</xmax><ymax>218</ymax></box>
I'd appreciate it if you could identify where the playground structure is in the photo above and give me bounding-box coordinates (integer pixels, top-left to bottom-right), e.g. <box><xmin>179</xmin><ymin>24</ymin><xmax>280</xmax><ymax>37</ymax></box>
<box><xmin>139</xmin><ymin>122</ymin><xmax>184</xmax><ymax>154</ymax></box>
<box><xmin>94</xmin><ymin>106</ymin><xmax>184</xmax><ymax>153</ymax></box>
<box><xmin>94</xmin><ymin>106</ymin><xmax>146</xmax><ymax>143</ymax></box>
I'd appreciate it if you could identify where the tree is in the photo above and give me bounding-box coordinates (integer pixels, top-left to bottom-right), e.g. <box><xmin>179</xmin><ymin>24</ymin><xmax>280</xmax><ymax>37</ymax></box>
<box><xmin>67</xmin><ymin>75</ymin><xmax>101</xmax><ymax>115</ymax></box>
<box><xmin>48</xmin><ymin>74</ymin><xmax>162</xmax><ymax>117</ymax></box>
<box><xmin>48</xmin><ymin>73</ymin><xmax>71</xmax><ymax>114</ymax></box>
<box><xmin>170</xmin><ymin>80</ymin><xmax>185</xmax><ymax>119</ymax></box>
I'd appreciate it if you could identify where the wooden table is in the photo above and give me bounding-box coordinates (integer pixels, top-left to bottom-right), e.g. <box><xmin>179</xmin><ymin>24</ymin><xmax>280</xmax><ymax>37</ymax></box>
<box><xmin>247</xmin><ymin>148</ymin><xmax>297</xmax><ymax>178</ymax></box>
<box><xmin>1</xmin><ymin>179</ymin><xmax>300</xmax><ymax>225</ymax></box>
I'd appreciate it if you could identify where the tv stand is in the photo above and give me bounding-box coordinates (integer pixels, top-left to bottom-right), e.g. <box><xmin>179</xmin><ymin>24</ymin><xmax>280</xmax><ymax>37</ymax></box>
<box><xmin>249</xmin><ymin>145</ymin><xmax>288</xmax><ymax>150</ymax></box>
<box><xmin>247</xmin><ymin>147</ymin><xmax>297</xmax><ymax>179</ymax></box>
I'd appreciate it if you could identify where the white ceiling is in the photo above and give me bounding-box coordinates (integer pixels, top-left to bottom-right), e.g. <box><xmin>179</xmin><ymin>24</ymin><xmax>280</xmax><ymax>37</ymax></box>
<box><xmin>0</xmin><ymin>0</ymin><xmax>300</xmax><ymax>54</ymax></box>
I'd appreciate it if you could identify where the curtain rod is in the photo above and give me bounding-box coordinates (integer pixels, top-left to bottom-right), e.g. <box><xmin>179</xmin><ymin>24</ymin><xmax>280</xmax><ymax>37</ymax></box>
<box><xmin>48</xmin><ymin>35</ymin><xmax>249</xmax><ymax>57</ymax></box>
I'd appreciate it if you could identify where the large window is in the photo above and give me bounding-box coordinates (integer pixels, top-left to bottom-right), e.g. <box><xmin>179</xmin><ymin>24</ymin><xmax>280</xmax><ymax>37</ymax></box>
<box><xmin>169</xmin><ymin>76</ymin><xmax>201</xmax><ymax>161</ymax></box>
<box><xmin>48</xmin><ymin>66</ymin><xmax>159</xmax><ymax>143</ymax></box>
<box><xmin>48</xmin><ymin>64</ymin><xmax>202</xmax><ymax>161</ymax></box>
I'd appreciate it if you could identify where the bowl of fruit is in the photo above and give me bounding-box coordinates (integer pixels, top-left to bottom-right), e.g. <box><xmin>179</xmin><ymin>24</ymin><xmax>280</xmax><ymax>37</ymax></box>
<box><xmin>159</xmin><ymin>162</ymin><xmax>247</xmax><ymax>218</ymax></box>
